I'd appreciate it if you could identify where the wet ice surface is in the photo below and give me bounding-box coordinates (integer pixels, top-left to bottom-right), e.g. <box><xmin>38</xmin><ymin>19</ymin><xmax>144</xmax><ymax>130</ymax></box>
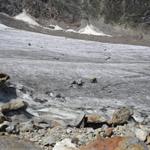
<box><xmin>0</xmin><ymin>24</ymin><xmax>150</xmax><ymax>122</ymax></box>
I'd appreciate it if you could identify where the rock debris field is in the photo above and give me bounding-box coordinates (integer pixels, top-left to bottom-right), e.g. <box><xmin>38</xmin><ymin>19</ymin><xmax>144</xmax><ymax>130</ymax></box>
<box><xmin>0</xmin><ymin>24</ymin><xmax>150</xmax><ymax>150</ymax></box>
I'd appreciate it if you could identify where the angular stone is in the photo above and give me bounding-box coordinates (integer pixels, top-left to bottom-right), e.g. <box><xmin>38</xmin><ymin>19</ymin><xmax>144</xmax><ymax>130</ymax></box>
<box><xmin>0</xmin><ymin>100</ymin><xmax>28</xmax><ymax>113</ymax></box>
<box><xmin>135</xmin><ymin>128</ymin><xmax>148</xmax><ymax>142</ymax></box>
<box><xmin>80</xmin><ymin>136</ymin><xmax>148</xmax><ymax>150</ymax></box>
<box><xmin>109</xmin><ymin>107</ymin><xmax>133</xmax><ymax>125</ymax></box>
<box><xmin>69</xmin><ymin>113</ymin><xmax>86</xmax><ymax>128</ymax></box>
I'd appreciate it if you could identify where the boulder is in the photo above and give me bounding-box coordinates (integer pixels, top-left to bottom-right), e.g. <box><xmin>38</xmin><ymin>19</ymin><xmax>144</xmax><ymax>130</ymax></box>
<box><xmin>69</xmin><ymin>113</ymin><xmax>86</xmax><ymax>128</ymax></box>
<box><xmin>86</xmin><ymin>114</ymin><xmax>107</xmax><ymax>123</ymax></box>
<box><xmin>0</xmin><ymin>100</ymin><xmax>28</xmax><ymax>113</ymax></box>
<box><xmin>109</xmin><ymin>107</ymin><xmax>133</xmax><ymax>125</ymax></box>
<box><xmin>80</xmin><ymin>136</ymin><xmax>148</xmax><ymax>150</ymax></box>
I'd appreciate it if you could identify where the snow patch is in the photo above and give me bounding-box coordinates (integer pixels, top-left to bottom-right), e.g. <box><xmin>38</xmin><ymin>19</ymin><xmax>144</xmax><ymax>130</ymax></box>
<box><xmin>55</xmin><ymin>25</ymin><xmax>63</xmax><ymax>30</ymax></box>
<box><xmin>79</xmin><ymin>24</ymin><xmax>111</xmax><ymax>37</ymax></box>
<box><xmin>0</xmin><ymin>24</ymin><xmax>10</xmax><ymax>30</ymax></box>
<box><xmin>66</xmin><ymin>29</ymin><xmax>76</xmax><ymax>33</ymax></box>
<box><xmin>14</xmin><ymin>10</ymin><xmax>39</xmax><ymax>26</ymax></box>
<box><xmin>48</xmin><ymin>24</ymin><xmax>111</xmax><ymax>37</ymax></box>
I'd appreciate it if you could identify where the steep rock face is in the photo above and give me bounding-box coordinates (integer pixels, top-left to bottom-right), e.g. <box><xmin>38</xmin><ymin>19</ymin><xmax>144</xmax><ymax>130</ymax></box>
<box><xmin>0</xmin><ymin>0</ymin><xmax>150</xmax><ymax>27</ymax></box>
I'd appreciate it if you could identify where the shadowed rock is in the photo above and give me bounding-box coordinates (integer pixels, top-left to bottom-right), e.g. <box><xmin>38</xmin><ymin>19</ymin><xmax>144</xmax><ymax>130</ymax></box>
<box><xmin>0</xmin><ymin>112</ymin><xmax>8</xmax><ymax>124</ymax></box>
<box><xmin>0</xmin><ymin>73</ymin><xmax>10</xmax><ymax>86</ymax></box>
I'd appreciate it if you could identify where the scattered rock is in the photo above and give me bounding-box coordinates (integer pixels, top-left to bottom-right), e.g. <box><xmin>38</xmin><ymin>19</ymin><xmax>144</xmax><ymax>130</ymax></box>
<box><xmin>135</xmin><ymin>128</ymin><xmax>148</xmax><ymax>142</ymax></box>
<box><xmin>109</xmin><ymin>107</ymin><xmax>133</xmax><ymax>125</ymax></box>
<box><xmin>34</xmin><ymin>98</ymin><xmax>48</xmax><ymax>103</ymax></box>
<box><xmin>28</xmin><ymin>43</ymin><xmax>31</xmax><ymax>46</ymax></box>
<box><xmin>55</xmin><ymin>93</ymin><xmax>65</xmax><ymax>99</ymax></box>
<box><xmin>90</xmin><ymin>78</ymin><xmax>98</xmax><ymax>83</ymax></box>
<box><xmin>0</xmin><ymin>100</ymin><xmax>28</xmax><ymax>113</ymax></box>
<box><xmin>53</xmin><ymin>138</ymin><xmax>79</xmax><ymax>150</ymax></box>
<box><xmin>70</xmin><ymin>79</ymin><xmax>84</xmax><ymax>87</ymax></box>
<box><xmin>80</xmin><ymin>136</ymin><xmax>148</xmax><ymax>150</ymax></box>
<box><xmin>105</xmin><ymin>56</ymin><xmax>111</xmax><ymax>61</ymax></box>
<box><xmin>69</xmin><ymin>113</ymin><xmax>86</xmax><ymax>128</ymax></box>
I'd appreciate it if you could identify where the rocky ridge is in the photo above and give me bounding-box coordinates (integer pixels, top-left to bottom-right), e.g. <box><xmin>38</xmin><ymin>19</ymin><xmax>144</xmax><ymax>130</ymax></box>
<box><xmin>0</xmin><ymin>0</ymin><xmax>150</xmax><ymax>33</ymax></box>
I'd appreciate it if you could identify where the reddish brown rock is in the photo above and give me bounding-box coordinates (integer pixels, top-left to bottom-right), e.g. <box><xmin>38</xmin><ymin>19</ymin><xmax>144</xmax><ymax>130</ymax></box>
<box><xmin>80</xmin><ymin>136</ymin><xmax>148</xmax><ymax>150</ymax></box>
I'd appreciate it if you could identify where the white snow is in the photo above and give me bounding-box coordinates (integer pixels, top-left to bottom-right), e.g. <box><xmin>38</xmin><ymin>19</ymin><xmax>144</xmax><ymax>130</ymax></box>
<box><xmin>0</xmin><ymin>24</ymin><xmax>10</xmax><ymax>30</ymax></box>
<box><xmin>79</xmin><ymin>24</ymin><xmax>111</xmax><ymax>37</ymax></box>
<box><xmin>54</xmin><ymin>25</ymin><xmax>63</xmax><ymax>30</ymax></box>
<box><xmin>66</xmin><ymin>29</ymin><xmax>76</xmax><ymax>33</ymax></box>
<box><xmin>14</xmin><ymin>10</ymin><xmax>39</xmax><ymax>26</ymax></box>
